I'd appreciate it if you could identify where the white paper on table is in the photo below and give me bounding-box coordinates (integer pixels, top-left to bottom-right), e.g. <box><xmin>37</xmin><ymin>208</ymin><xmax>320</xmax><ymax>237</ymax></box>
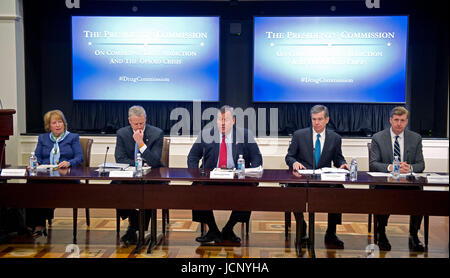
<box><xmin>367</xmin><ymin>172</ymin><xmax>392</xmax><ymax>177</ymax></box>
<box><xmin>108</xmin><ymin>171</ymin><xmax>134</xmax><ymax>178</ymax></box>
<box><xmin>97</xmin><ymin>163</ymin><xmax>129</xmax><ymax>169</ymax></box>
<box><xmin>321</xmin><ymin>167</ymin><xmax>349</xmax><ymax>174</ymax></box>
<box><xmin>244</xmin><ymin>166</ymin><xmax>263</xmax><ymax>173</ymax></box>
<box><xmin>320</xmin><ymin>173</ymin><xmax>346</xmax><ymax>181</ymax></box>
<box><xmin>1</xmin><ymin>169</ymin><xmax>27</xmax><ymax>176</ymax></box>
<box><xmin>37</xmin><ymin>164</ymin><xmax>58</xmax><ymax>170</ymax></box>
<box><xmin>426</xmin><ymin>175</ymin><xmax>449</xmax><ymax>184</ymax></box>
<box><xmin>124</xmin><ymin>166</ymin><xmax>151</xmax><ymax>173</ymax></box>
<box><xmin>297</xmin><ymin>169</ymin><xmax>322</xmax><ymax>175</ymax></box>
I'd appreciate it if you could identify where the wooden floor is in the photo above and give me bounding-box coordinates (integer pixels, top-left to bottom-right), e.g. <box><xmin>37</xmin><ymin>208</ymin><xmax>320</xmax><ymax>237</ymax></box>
<box><xmin>0</xmin><ymin>209</ymin><xmax>448</xmax><ymax>258</ymax></box>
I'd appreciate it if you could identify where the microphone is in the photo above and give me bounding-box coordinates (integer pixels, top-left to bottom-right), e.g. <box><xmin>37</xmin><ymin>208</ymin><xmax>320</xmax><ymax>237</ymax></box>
<box><xmin>100</xmin><ymin>146</ymin><xmax>109</xmax><ymax>176</ymax></box>
<box><xmin>200</xmin><ymin>146</ymin><xmax>206</xmax><ymax>176</ymax></box>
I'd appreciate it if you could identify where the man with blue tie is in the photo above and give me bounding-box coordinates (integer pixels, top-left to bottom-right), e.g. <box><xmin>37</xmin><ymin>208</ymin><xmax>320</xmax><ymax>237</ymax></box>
<box><xmin>285</xmin><ymin>105</ymin><xmax>349</xmax><ymax>248</ymax></box>
<box><xmin>114</xmin><ymin>105</ymin><xmax>164</xmax><ymax>245</ymax></box>
<box><xmin>369</xmin><ymin>106</ymin><xmax>425</xmax><ymax>252</ymax></box>
<box><xmin>187</xmin><ymin>105</ymin><xmax>263</xmax><ymax>244</ymax></box>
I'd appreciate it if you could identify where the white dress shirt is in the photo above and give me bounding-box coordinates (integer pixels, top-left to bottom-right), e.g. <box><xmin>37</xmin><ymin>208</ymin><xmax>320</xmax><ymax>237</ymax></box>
<box><xmin>216</xmin><ymin>130</ymin><xmax>235</xmax><ymax>169</ymax></box>
<box><xmin>388</xmin><ymin>128</ymin><xmax>406</xmax><ymax>172</ymax></box>
<box><xmin>313</xmin><ymin>128</ymin><xmax>326</xmax><ymax>154</ymax></box>
<box><xmin>390</xmin><ymin>128</ymin><xmax>404</xmax><ymax>162</ymax></box>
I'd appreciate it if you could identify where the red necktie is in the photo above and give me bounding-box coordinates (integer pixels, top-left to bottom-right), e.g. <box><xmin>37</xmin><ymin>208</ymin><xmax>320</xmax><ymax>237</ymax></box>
<box><xmin>218</xmin><ymin>135</ymin><xmax>227</xmax><ymax>168</ymax></box>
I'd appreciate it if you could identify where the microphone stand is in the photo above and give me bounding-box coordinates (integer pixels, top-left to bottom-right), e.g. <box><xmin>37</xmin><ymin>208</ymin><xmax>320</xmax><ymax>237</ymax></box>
<box><xmin>100</xmin><ymin>146</ymin><xmax>109</xmax><ymax>176</ymax></box>
<box><xmin>200</xmin><ymin>146</ymin><xmax>206</xmax><ymax>176</ymax></box>
<box><xmin>0</xmin><ymin>143</ymin><xmax>5</xmax><ymax>171</ymax></box>
<box><xmin>406</xmin><ymin>150</ymin><xmax>415</xmax><ymax>180</ymax></box>
<box><xmin>312</xmin><ymin>147</ymin><xmax>319</xmax><ymax>178</ymax></box>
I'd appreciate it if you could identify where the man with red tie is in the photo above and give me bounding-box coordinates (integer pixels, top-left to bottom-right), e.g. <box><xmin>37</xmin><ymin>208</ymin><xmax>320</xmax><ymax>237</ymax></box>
<box><xmin>187</xmin><ymin>105</ymin><xmax>263</xmax><ymax>244</ymax></box>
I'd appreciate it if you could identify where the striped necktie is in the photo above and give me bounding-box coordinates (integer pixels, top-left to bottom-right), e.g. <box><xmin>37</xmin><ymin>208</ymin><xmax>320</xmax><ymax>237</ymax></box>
<box><xmin>394</xmin><ymin>135</ymin><xmax>401</xmax><ymax>161</ymax></box>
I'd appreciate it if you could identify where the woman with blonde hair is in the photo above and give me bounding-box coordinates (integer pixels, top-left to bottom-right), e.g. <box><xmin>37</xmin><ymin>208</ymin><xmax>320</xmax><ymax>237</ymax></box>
<box><xmin>26</xmin><ymin>110</ymin><xmax>83</xmax><ymax>237</ymax></box>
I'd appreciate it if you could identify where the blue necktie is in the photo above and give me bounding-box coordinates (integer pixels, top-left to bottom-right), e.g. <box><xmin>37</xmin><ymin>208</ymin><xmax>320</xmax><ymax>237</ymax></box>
<box><xmin>314</xmin><ymin>134</ymin><xmax>321</xmax><ymax>168</ymax></box>
<box><xmin>394</xmin><ymin>135</ymin><xmax>401</xmax><ymax>161</ymax></box>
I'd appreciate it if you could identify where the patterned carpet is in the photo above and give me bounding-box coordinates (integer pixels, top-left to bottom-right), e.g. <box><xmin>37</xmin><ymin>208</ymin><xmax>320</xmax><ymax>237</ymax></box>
<box><xmin>0</xmin><ymin>217</ymin><xmax>447</xmax><ymax>258</ymax></box>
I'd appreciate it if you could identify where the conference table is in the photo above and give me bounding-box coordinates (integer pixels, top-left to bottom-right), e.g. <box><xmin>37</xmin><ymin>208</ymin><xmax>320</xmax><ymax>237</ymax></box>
<box><xmin>0</xmin><ymin>166</ymin><xmax>448</xmax><ymax>257</ymax></box>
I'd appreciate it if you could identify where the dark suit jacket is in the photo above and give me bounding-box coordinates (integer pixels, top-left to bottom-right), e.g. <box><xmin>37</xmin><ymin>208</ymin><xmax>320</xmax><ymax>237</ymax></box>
<box><xmin>35</xmin><ymin>132</ymin><xmax>83</xmax><ymax>166</ymax></box>
<box><xmin>285</xmin><ymin>127</ymin><xmax>347</xmax><ymax>169</ymax></box>
<box><xmin>369</xmin><ymin>128</ymin><xmax>425</xmax><ymax>173</ymax></box>
<box><xmin>114</xmin><ymin>124</ymin><xmax>164</xmax><ymax>167</ymax></box>
<box><xmin>187</xmin><ymin>126</ymin><xmax>262</xmax><ymax>169</ymax></box>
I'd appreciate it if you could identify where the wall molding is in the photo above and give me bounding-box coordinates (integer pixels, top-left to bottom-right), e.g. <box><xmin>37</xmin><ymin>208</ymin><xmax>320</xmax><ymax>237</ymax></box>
<box><xmin>18</xmin><ymin>135</ymin><xmax>449</xmax><ymax>172</ymax></box>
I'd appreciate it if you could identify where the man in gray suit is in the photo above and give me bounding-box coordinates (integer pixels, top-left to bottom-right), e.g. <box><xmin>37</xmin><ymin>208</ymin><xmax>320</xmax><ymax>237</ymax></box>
<box><xmin>286</xmin><ymin>105</ymin><xmax>349</xmax><ymax>248</ymax></box>
<box><xmin>369</xmin><ymin>106</ymin><xmax>425</xmax><ymax>252</ymax></box>
<box><xmin>115</xmin><ymin>105</ymin><xmax>164</xmax><ymax>245</ymax></box>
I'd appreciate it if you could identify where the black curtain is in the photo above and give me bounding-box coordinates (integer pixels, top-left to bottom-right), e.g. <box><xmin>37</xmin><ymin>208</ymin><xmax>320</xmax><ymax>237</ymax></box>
<box><xmin>23</xmin><ymin>0</ymin><xmax>449</xmax><ymax>138</ymax></box>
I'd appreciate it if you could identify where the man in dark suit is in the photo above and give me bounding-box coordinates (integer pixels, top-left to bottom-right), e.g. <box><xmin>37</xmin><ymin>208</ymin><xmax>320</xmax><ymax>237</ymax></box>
<box><xmin>115</xmin><ymin>105</ymin><xmax>164</xmax><ymax>245</ymax></box>
<box><xmin>187</xmin><ymin>105</ymin><xmax>263</xmax><ymax>244</ymax></box>
<box><xmin>369</xmin><ymin>106</ymin><xmax>425</xmax><ymax>252</ymax></box>
<box><xmin>285</xmin><ymin>105</ymin><xmax>349</xmax><ymax>248</ymax></box>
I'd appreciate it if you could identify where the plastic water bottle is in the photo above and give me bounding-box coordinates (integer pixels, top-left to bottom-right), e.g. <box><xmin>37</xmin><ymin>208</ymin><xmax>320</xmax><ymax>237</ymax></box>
<box><xmin>237</xmin><ymin>154</ymin><xmax>245</xmax><ymax>178</ymax></box>
<box><xmin>350</xmin><ymin>158</ymin><xmax>358</xmax><ymax>181</ymax></box>
<box><xmin>135</xmin><ymin>153</ymin><xmax>143</xmax><ymax>177</ymax></box>
<box><xmin>29</xmin><ymin>152</ymin><xmax>37</xmax><ymax>176</ymax></box>
<box><xmin>392</xmin><ymin>155</ymin><xmax>400</xmax><ymax>179</ymax></box>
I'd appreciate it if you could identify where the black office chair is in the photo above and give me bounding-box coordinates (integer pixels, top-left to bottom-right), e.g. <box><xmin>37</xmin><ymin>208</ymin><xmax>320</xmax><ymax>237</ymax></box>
<box><xmin>72</xmin><ymin>138</ymin><xmax>93</xmax><ymax>242</ymax></box>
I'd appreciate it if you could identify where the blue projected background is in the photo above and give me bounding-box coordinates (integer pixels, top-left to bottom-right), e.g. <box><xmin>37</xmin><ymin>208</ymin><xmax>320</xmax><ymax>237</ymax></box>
<box><xmin>72</xmin><ymin>16</ymin><xmax>219</xmax><ymax>101</ymax></box>
<box><xmin>254</xmin><ymin>16</ymin><xmax>408</xmax><ymax>103</ymax></box>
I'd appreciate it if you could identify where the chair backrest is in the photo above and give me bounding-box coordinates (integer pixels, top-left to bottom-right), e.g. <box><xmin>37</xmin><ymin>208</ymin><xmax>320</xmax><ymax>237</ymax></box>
<box><xmin>79</xmin><ymin>138</ymin><xmax>93</xmax><ymax>167</ymax></box>
<box><xmin>367</xmin><ymin>142</ymin><xmax>372</xmax><ymax>174</ymax></box>
<box><xmin>161</xmin><ymin>138</ymin><xmax>170</xmax><ymax>167</ymax></box>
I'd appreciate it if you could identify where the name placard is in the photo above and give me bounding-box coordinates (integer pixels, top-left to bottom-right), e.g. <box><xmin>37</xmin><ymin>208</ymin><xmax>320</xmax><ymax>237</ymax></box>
<box><xmin>109</xmin><ymin>171</ymin><xmax>134</xmax><ymax>178</ymax></box>
<box><xmin>1</xmin><ymin>169</ymin><xmax>27</xmax><ymax>177</ymax></box>
<box><xmin>210</xmin><ymin>171</ymin><xmax>235</xmax><ymax>179</ymax></box>
<box><xmin>320</xmin><ymin>173</ymin><xmax>346</xmax><ymax>181</ymax></box>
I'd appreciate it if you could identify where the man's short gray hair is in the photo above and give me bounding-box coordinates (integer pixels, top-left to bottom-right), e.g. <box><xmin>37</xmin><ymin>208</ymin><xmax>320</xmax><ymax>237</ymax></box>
<box><xmin>310</xmin><ymin>105</ymin><xmax>329</xmax><ymax>118</ymax></box>
<box><xmin>219</xmin><ymin>105</ymin><xmax>234</xmax><ymax>116</ymax></box>
<box><xmin>128</xmin><ymin>105</ymin><xmax>147</xmax><ymax>118</ymax></box>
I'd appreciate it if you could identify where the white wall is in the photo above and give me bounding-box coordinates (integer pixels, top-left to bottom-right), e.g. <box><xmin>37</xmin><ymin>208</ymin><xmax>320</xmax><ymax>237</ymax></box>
<box><xmin>0</xmin><ymin>0</ymin><xmax>25</xmax><ymax>167</ymax></box>
<box><xmin>18</xmin><ymin>135</ymin><xmax>449</xmax><ymax>173</ymax></box>
<box><xmin>1</xmin><ymin>0</ymin><xmax>448</xmax><ymax>172</ymax></box>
